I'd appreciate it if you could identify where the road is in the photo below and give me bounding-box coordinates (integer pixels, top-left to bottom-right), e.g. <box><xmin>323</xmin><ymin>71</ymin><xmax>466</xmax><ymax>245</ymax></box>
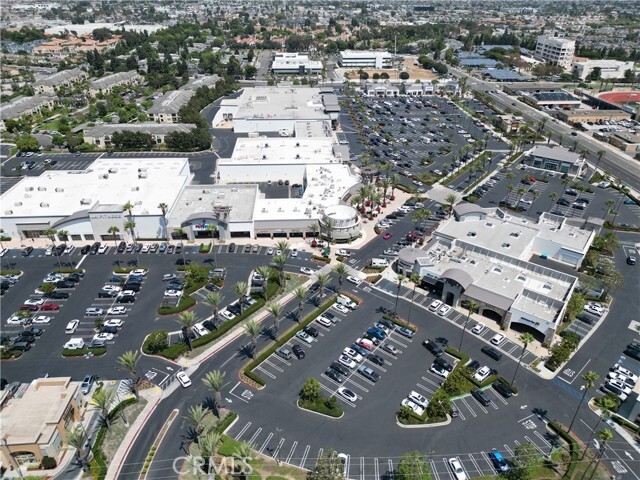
<box><xmin>448</xmin><ymin>66</ymin><xmax>640</xmax><ymax>190</ymax></box>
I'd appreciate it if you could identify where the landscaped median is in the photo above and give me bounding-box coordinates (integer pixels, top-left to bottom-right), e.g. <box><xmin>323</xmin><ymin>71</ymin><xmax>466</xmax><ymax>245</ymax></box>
<box><xmin>242</xmin><ymin>296</ymin><xmax>337</xmax><ymax>387</ymax></box>
<box><xmin>297</xmin><ymin>378</ymin><xmax>344</xmax><ymax>418</ymax></box>
<box><xmin>63</xmin><ymin>347</ymin><xmax>107</xmax><ymax>357</ymax></box>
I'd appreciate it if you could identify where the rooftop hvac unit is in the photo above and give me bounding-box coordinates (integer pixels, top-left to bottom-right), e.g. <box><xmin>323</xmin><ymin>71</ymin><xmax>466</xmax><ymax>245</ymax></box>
<box><xmin>101</xmin><ymin>174</ymin><xmax>109</xmax><ymax>179</ymax></box>
<box><xmin>138</xmin><ymin>168</ymin><xmax>147</xmax><ymax>173</ymax></box>
<box><xmin>40</xmin><ymin>202</ymin><xmax>49</xmax><ymax>207</ymax></box>
<box><xmin>262</xmin><ymin>155</ymin><xmax>267</xmax><ymax>159</ymax></box>
<box><xmin>80</xmin><ymin>198</ymin><xmax>91</xmax><ymax>205</ymax></box>
<box><xmin>296</xmin><ymin>142</ymin><xmax>300</xmax><ymax>147</ymax></box>
<box><xmin>138</xmin><ymin>172</ymin><xmax>147</xmax><ymax>178</ymax></box>
<box><xmin>14</xmin><ymin>202</ymin><xmax>22</xmax><ymax>206</ymax></box>
<box><xmin>25</xmin><ymin>186</ymin><xmax>34</xmax><ymax>191</ymax></box>
<box><xmin>109</xmin><ymin>168</ymin><xmax>118</xmax><ymax>173</ymax></box>
<box><xmin>131</xmin><ymin>186</ymin><xmax>140</xmax><ymax>191</ymax></box>
<box><xmin>5</xmin><ymin>210</ymin><xmax>12</xmax><ymax>215</ymax></box>
<box><xmin>135</xmin><ymin>201</ymin><xmax>142</xmax><ymax>205</ymax></box>
<box><xmin>24</xmin><ymin>193</ymin><xmax>31</xmax><ymax>198</ymax></box>
<box><xmin>295</xmin><ymin>154</ymin><xmax>300</xmax><ymax>159</ymax></box>
<box><xmin>55</xmin><ymin>188</ymin><xmax>64</xmax><ymax>192</ymax></box>
<box><xmin>264</xmin><ymin>143</ymin><xmax>268</xmax><ymax>148</ymax></box>
<box><xmin>38</xmin><ymin>186</ymin><xmax>46</xmax><ymax>191</ymax></box>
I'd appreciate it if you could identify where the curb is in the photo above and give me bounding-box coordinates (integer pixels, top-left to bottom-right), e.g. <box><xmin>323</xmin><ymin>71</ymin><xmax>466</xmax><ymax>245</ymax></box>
<box><xmin>296</xmin><ymin>399</ymin><xmax>344</xmax><ymax>420</ymax></box>
<box><xmin>396</xmin><ymin>414</ymin><xmax>451</xmax><ymax>429</ymax></box>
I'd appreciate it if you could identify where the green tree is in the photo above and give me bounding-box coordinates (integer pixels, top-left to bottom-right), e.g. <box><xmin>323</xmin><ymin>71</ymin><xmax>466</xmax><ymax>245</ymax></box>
<box><xmin>66</xmin><ymin>426</ymin><xmax>89</xmax><ymax>471</ymax></box>
<box><xmin>505</xmin><ymin>442</ymin><xmax>540</xmax><ymax>480</ymax></box>
<box><xmin>90</xmin><ymin>387</ymin><xmax>116</xmax><ymax>430</ymax></box>
<box><xmin>202</xmin><ymin>370</ymin><xmax>228</xmax><ymax>410</ymax></box>
<box><xmin>176</xmin><ymin>311</ymin><xmax>197</xmax><ymax>351</ymax></box>
<box><xmin>39</xmin><ymin>282</ymin><xmax>56</xmax><ymax>296</ymax></box>
<box><xmin>232</xmin><ymin>441</ymin><xmax>254</xmax><ymax>478</ymax></box>
<box><xmin>16</xmin><ymin>134</ymin><xmax>39</xmax><ymax>152</ymax></box>
<box><xmin>300</xmin><ymin>378</ymin><xmax>321</xmax><ymax>401</ymax></box>
<box><xmin>396</xmin><ymin>451</ymin><xmax>432</xmax><ymax>480</ymax></box>
<box><xmin>232</xmin><ymin>281</ymin><xmax>248</xmax><ymax>314</ymax></box>
<box><xmin>332</xmin><ymin>263</ymin><xmax>348</xmax><ymax>288</ymax></box>
<box><xmin>445</xmin><ymin>194</ymin><xmax>458</xmax><ymax>217</ymax></box>
<box><xmin>255</xmin><ymin>266</ymin><xmax>273</xmax><ymax>302</ymax></box>
<box><xmin>315</xmin><ymin>272</ymin><xmax>331</xmax><ymax>300</ymax></box>
<box><xmin>307</xmin><ymin>449</ymin><xmax>344</xmax><ymax>480</ymax></box>
<box><xmin>459</xmin><ymin>301</ymin><xmax>479</xmax><ymax>350</ymax></box>
<box><xmin>568</xmin><ymin>370</ymin><xmax>599</xmax><ymax>432</ymax></box>
<box><xmin>271</xmin><ymin>254</ymin><xmax>287</xmax><ymax>286</ymax></box>
<box><xmin>243</xmin><ymin>319</ymin><xmax>261</xmax><ymax>358</ymax></box>
<box><xmin>266</xmin><ymin>302</ymin><xmax>283</xmax><ymax>338</ymax></box>
<box><xmin>199</xmin><ymin>431</ymin><xmax>221</xmax><ymax>473</ymax></box>
<box><xmin>117</xmin><ymin>350</ymin><xmax>141</xmax><ymax>398</ymax></box>
<box><xmin>393</xmin><ymin>274</ymin><xmax>405</xmax><ymax>318</ymax></box>
<box><xmin>145</xmin><ymin>330</ymin><xmax>168</xmax><ymax>354</ymax></box>
<box><xmin>294</xmin><ymin>286</ymin><xmax>307</xmax><ymax>315</ymax></box>
<box><xmin>203</xmin><ymin>291</ymin><xmax>224</xmax><ymax>325</ymax></box>
<box><xmin>565</xmin><ymin>292</ymin><xmax>586</xmax><ymax>321</ymax></box>
<box><xmin>406</xmin><ymin>273</ymin><xmax>421</xmax><ymax>324</ymax></box>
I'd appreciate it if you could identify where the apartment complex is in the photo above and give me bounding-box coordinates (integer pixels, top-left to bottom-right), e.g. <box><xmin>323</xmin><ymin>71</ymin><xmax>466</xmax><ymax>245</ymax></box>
<box><xmin>0</xmin><ymin>95</ymin><xmax>58</xmax><ymax>130</ymax></box>
<box><xmin>82</xmin><ymin>123</ymin><xmax>196</xmax><ymax>147</ymax></box>
<box><xmin>89</xmin><ymin>71</ymin><xmax>142</xmax><ymax>96</ymax></box>
<box><xmin>148</xmin><ymin>90</ymin><xmax>196</xmax><ymax>123</ymax></box>
<box><xmin>535</xmin><ymin>35</ymin><xmax>575</xmax><ymax>69</ymax></box>
<box><xmin>34</xmin><ymin>68</ymin><xmax>88</xmax><ymax>94</ymax></box>
<box><xmin>339</xmin><ymin>50</ymin><xmax>392</xmax><ymax>69</ymax></box>
<box><xmin>571</xmin><ymin>59</ymin><xmax>635</xmax><ymax>80</ymax></box>
<box><xmin>271</xmin><ymin>52</ymin><xmax>323</xmax><ymax>75</ymax></box>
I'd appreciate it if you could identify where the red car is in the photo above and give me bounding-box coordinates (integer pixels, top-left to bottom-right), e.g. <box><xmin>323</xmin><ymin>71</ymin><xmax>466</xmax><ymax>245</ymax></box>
<box><xmin>40</xmin><ymin>303</ymin><xmax>60</xmax><ymax>311</ymax></box>
<box><xmin>19</xmin><ymin>305</ymin><xmax>39</xmax><ymax>311</ymax></box>
<box><xmin>383</xmin><ymin>232</ymin><xmax>393</xmax><ymax>239</ymax></box>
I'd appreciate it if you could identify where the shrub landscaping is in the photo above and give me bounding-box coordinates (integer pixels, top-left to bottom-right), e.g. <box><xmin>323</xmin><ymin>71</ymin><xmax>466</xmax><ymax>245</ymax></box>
<box><xmin>62</xmin><ymin>347</ymin><xmax>106</xmax><ymax>357</ymax></box>
<box><xmin>545</xmin><ymin>331</ymin><xmax>581</xmax><ymax>371</ymax></box>
<box><xmin>298</xmin><ymin>378</ymin><xmax>343</xmax><ymax>418</ymax></box>
<box><xmin>157</xmin><ymin>295</ymin><xmax>196</xmax><ymax>315</ymax></box>
<box><xmin>113</xmin><ymin>267</ymin><xmax>147</xmax><ymax>274</ymax></box>
<box><xmin>0</xmin><ymin>269</ymin><xmax>22</xmax><ymax>276</ymax></box>
<box><xmin>199</xmin><ymin>243</ymin><xmax>212</xmax><ymax>253</ymax></box>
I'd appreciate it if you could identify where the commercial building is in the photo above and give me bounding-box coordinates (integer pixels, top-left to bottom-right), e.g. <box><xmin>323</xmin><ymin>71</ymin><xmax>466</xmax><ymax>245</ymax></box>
<box><xmin>608</xmin><ymin>132</ymin><xmax>640</xmax><ymax>154</ymax></box>
<box><xmin>271</xmin><ymin>53</ymin><xmax>322</xmax><ymax>75</ymax></box>
<box><xmin>571</xmin><ymin>59</ymin><xmax>635</xmax><ymax>80</ymax></box>
<box><xmin>0</xmin><ymin>95</ymin><xmax>58</xmax><ymax>131</ymax></box>
<box><xmin>223</xmin><ymin>86</ymin><xmax>341</xmax><ymax>134</ymax></box>
<box><xmin>396</xmin><ymin>205</ymin><xmax>595</xmax><ymax>341</ymax></box>
<box><xmin>89</xmin><ymin>70</ymin><xmax>142</xmax><ymax>96</ymax></box>
<box><xmin>339</xmin><ymin>50</ymin><xmax>392</xmax><ymax>69</ymax></box>
<box><xmin>521</xmin><ymin>145</ymin><xmax>585</xmax><ymax>176</ymax></box>
<box><xmin>556</xmin><ymin>108</ymin><xmax>631</xmax><ymax>124</ymax></box>
<box><xmin>365</xmin><ymin>82</ymin><xmax>400</xmax><ymax>97</ymax></box>
<box><xmin>148</xmin><ymin>90</ymin><xmax>196</xmax><ymax>123</ymax></box>
<box><xmin>0</xmin><ymin>158</ymin><xmax>190</xmax><ymax>242</ymax></box>
<box><xmin>523</xmin><ymin>91</ymin><xmax>582</xmax><ymax>108</ymax></box>
<box><xmin>0</xmin><ymin>377</ymin><xmax>82</xmax><ymax>467</ymax></box>
<box><xmin>34</xmin><ymin>68</ymin><xmax>88</xmax><ymax>94</ymax></box>
<box><xmin>534</xmin><ymin>35</ymin><xmax>575</xmax><ymax>70</ymax></box>
<box><xmin>82</xmin><ymin>123</ymin><xmax>196</xmax><ymax>147</ymax></box>
<box><xmin>496</xmin><ymin>114</ymin><xmax>524</xmax><ymax>133</ymax></box>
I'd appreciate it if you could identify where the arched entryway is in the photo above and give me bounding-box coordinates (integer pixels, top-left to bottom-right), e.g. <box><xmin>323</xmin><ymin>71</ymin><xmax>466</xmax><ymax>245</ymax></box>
<box><xmin>482</xmin><ymin>309</ymin><xmax>503</xmax><ymax>323</ymax></box>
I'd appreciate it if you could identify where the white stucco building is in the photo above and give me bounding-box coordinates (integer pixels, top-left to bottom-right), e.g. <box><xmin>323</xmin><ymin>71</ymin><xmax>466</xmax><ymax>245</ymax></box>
<box><xmin>534</xmin><ymin>36</ymin><xmax>575</xmax><ymax>70</ymax></box>
<box><xmin>339</xmin><ymin>50</ymin><xmax>392</xmax><ymax>69</ymax></box>
<box><xmin>571</xmin><ymin>59</ymin><xmax>635</xmax><ymax>80</ymax></box>
<box><xmin>271</xmin><ymin>53</ymin><xmax>323</xmax><ymax>75</ymax></box>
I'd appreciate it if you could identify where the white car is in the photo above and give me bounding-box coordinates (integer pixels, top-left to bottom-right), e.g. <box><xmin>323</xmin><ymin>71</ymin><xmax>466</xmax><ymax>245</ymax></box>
<box><xmin>612</xmin><ymin>364</ymin><xmax>639</xmax><ymax>383</ymax></box>
<box><xmin>32</xmin><ymin>315</ymin><xmax>51</xmax><ymax>324</ymax></box>
<box><xmin>428</xmin><ymin>300</ymin><xmax>442</xmax><ymax>312</ymax></box>
<box><xmin>98</xmin><ymin>244</ymin><xmax>109</xmax><ymax>254</ymax></box>
<box><xmin>300</xmin><ymin>267</ymin><xmax>315</xmax><ymax>275</ymax></box>
<box><xmin>607</xmin><ymin>379</ymin><xmax>632</xmax><ymax>396</ymax></box>
<box><xmin>337</xmin><ymin>387</ymin><xmax>357</xmax><ymax>403</ymax></box>
<box><xmin>103</xmin><ymin>319</ymin><xmax>123</xmax><ymax>328</ymax></box>
<box><xmin>266</xmin><ymin>247</ymin><xmax>274</xmax><ymax>255</ymax></box>
<box><xmin>584</xmin><ymin>303</ymin><xmax>605</xmax><ymax>316</ymax></box>
<box><xmin>471</xmin><ymin>323</ymin><xmax>486</xmax><ymax>335</ymax></box>
<box><xmin>164</xmin><ymin>290</ymin><xmax>182</xmax><ymax>298</ymax></box>
<box><xmin>141</xmin><ymin>245</ymin><xmax>150</xmax><ymax>253</ymax></box>
<box><xmin>607</xmin><ymin>371</ymin><xmax>636</xmax><ymax>387</ymax></box>
<box><xmin>93</xmin><ymin>332</ymin><xmax>114</xmax><ymax>341</ymax></box>
<box><xmin>107</xmin><ymin>306</ymin><xmax>127</xmax><ymax>315</ymax></box>
<box><xmin>437</xmin><ymin>304</ymin><xmax>451</xmax><ymax>316</ymax></box>
<box><xmin>342</xmin><ymin>347</ymin><xmax>363</xmax><ymax>363</ymax></box>
<box><xmin>130</xmin><ymin>269</ymin><xmax>147</xmax><ymax>277</ymax></box>
<box><xmin>333</xmin><ymin>303</ymin><xmax>350</xmax><ymax>314</ymax></box>
<box><xmin>346</xmin><ymin>275</ymin><xmax>362</xmax><ymax>285</ymax></box>
<box><xmin>220</xmin><ymin>309</ymin><xmax>235</xmax><ymax>321</ymax></box>
<box><xmin>336</xmin><ymin>249</ymin><xmax>351</xmax><ymax>257</ymax></box>
<box><xmin>65</xmin><ymin>319</ymin><xmax>79</xmax><ymax>334</ymax></box>
<box><xmin>401</xmin><ymin>398</ymin><xmax>425</xmax><ymax>416</ymax></box>
<box><xmin>102</xmin><ymin>285</ymin><xmax>122</xmax><ymax>292</ymax></box>
<box><xmin>338</xmin><ymin>354</ymin><xmax>357</xmax><ymax>369</ymax></box>
<box><xmin>163</xmin><ymin>274</ymin><xmax>178</xmax><ymax>282</ymax></box>
<box><xmin>474</xmin><ymin>366</ymin><xmax>492</xmax><ymax>382</ymax></box>
<box><xmin>291</xmin><ymin>248</ymin><xmax>298</xmax><ymax>257</ymax></box>
<box><xmin>296</xmin><ymin>331</ymin><xmax>314</xmax><ymax>344</ymax></box>
<box><xmin>490</xmin><ymin>333</ymin><xmax>505</xmax><ymax>345</ymax></box>
<box><xmin>45</xmin><ymin>246</ymin><xmax>53</xmax><ymax>256</ymax></box>
<box><xmin>408</xmin><ymin>390</ymin><xmax>428</xmax><ymax>408</ymax></box>
<box><xmin>64</xmin><ymin>245</ymin><xmax>75</xmax><ymax>255</ymax></box>
<box><xmin>85</xmin><ymin>308</ymin><xmax>104</xmax><ymax>316</ymax></box>
<box><xmin>430</xmin><ymin>364</ymin><xmax>450</xmax><ymax>379</ymax></box>
<box><xmin>43</xmin><ymin>274</ymin><xmax>63</xmax><ymax>283</ymax></box>
<box><xmin>177</xmin><ymin>371</ymin><xmax>192</xmax><ymax>388</ymax></box>
<box><xmin>7</xmin><ymin>314</ymin><xmax>29</xmax><ymax>325</ymax></box>
<box><xmin>24</xmin><ymin>297</ymin><xmax>45</xmax><ymax>306</ymax></box>
<box><xmin>34</xmin><ymin>287</ymin><xmax>47</xmax><ymax>295</ymax></box>
<box><xmin>448</xmin><ymin>458</ymin><xmax>468</xmax><ymax>480</ymax></box>
<box><xmin>193</xmin><ymin>323</ymin><xmax>210</xmax><ymax>337</ymax></box>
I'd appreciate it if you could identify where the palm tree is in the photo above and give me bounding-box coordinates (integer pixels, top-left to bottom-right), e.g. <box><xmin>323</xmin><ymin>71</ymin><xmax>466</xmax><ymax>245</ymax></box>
<box><xmin>308</xmin><ymin>222</ymin><xmax>319</xmax><ymax>239</ymax></box>
<box><xmin>503</xmin><ymin>184</ymin><xmax>515</xmax><ymax>205</ymax></box>
<box><xmin>406</xmin><ymin>273</ymin><xmax>421</xmax><ymax>324</ymax></box>
<box><xmin>516</xmin><ymin>187</ymin><xmax>526</xmax><ymax>206</ymax></box>
<box><xmin>270</xmin><ymin>254</ymin><xmax>287</xmax><ymax>287</ymax></box>
<box><xmin>581</xmin><ymin>396</ymin><xmax>616</xmax><ymax>462</ymax></box>
<box><xmin>595</xmin><ymin>150</ymin><xmax>605</xmax><ymax>172</ymax></box>
<box><xmin>266</xmin><ymin>302</ymin><xmax>283</xmax><ymax>338</ymax></box>
<box><xmin>379</xmin><ymin>178</ymin><xmax>392</xmax><ymax>202</ymax></box>
<box><xmin>315</xmin><ymin>272</ymin><xmax>331</xmax><ymax>300</ymax></box>
<box><xmin>91</xmin><ymin>387</ymin><xmax>116</xmax><ymax>429</ymax></box>
<box><xmin>293</xmin><ymin>286</ymin><xmax>307</xmax><ymax>316</ymax></box>
<box><xmin>176</xmin><ymin>311</ymin><xmax>198</xmax><ymax>351</ymax></box>
<box><xmin>586</xmin><ymin>429</ymin><xmax>613</xmax><ymax>480</ymax></box>
<box><xmin>255</xmin><ymin>266</ymin><xmax>273</xmax><ymax>301</ymax></box>
<box><xmin>117</xmin><ymin>350</ymin><xmax>141</xmax><ymax>399</ymax></box>
<box><xmin>445</xmin><ymin>194</ymin><xmax>458</xmax><ymax>217</ymax></box>
<box><xmin>332</xmin><ymin>263</ymin><xmax>348</xmax><ymax>289</ymax></box>
<box><xmin>206</xmin><ymin>224</ymin><xmax>218</xmax><ymax>264</ymax></box>
<box><xmin>67</xmin><ymin>426</ymin><xmax>89</xmax><ymax>471</ymax></box>
<box><xmin>549</xmin><ymin>192</ymin><xmax>558</xmax><ymax>204</ymax></box>
<box><xmin>276</xmin><ymin>240</ymin><xmax>289</xmax><ymax>254</ymax></box>
<box><xmin>412</xmin><ymin>209</ymin><xmax>427</xmax><ymax>229</ymax></box>
<box><xmin>393</xmin><ymin>274</ymin><xmax>405</xmax><ymax>318</ymax></box>
<box><xmin>323</xmin><ymin>218</ymin><xmax>335</xmax><ymax>243</ymax></box>
<box><xmin>44</xmin><ymin>227</ymin><xmax>62</xmax><ymax>269</ymax></box>
<box><xmin>350</xmin><ymin>193</ymin><xmax>363</xmax><ymax>210</ymax></box>
<box><xmin>202</xmin><ymin>370</ymin><xmax>228</xmax><ymax>410</ymax></box>
<box><xmin>459</xmin><ymin>301</ymin><xmax>479</xmax><ymax>350</ymax></box>
<box><xmin>390</xmin><ymin>173</ymin><xmax>401</xmax><ymax>199</ymax></box>
<box><xmin>57</xmin><ymin>229</ymin><xmax>69</xmax><ymax>246</ymax></box>
<box><xmin>232</xmin><ymin>441</ymin><xmax>255</xmax><ymax>476</ymax></box>
<box><xmin>184</xmin><ymin>404</ymin><xmax>210</xmax><ymax>442</ymax></box>
<box><xmin>243</xmin><ymin>319</ymin><xmax>261</xmax><ymax>358</ymax></box>
<box><xmin>122</xmin><ymin>201</ymin><xmax>134</xmax><ymax>218</ymax></box>
<box><xmin>124</xmin><ymin>220</ymin><xmax>138</xmax><ymax>266</ymax></box>
<box><xmin>107</xmin><ymin>226</ymin><xmax>120</xmax><ymax>251</ymax></box>
<box><xmin>232</xmin><ymin>281</ymin><xmax>247</xmax><ymax>315</ymax></box>
<box><xmin>604</xmin><ymin>199</ymin><xmax>615</xmax><ymax>221</ymax></box>
<box><xmin>203</xmin><ymin>291</ymin><xmax>224</xmax><ymax>325</ymax></box>
<box><xmin>530</xmin><ymin>189</ymin><xmax>540</xmax><ymax>210</ymax></box>
<box><xmin>568</xmin><ymin>370</ymin><xmax>599</xmax><ymax>433</ymax></box>
<box><xmin>511</xmin><ymin>332</ymin><xmax>534</xmax><ymax>386</ymax></box>
<box><xmin>199</xmin><ymin>431</ymin><xmax>222</xmax><ymax>472</ymax></box>
<box><xmin>158</xmin><ymin>202</ymin><xmax>168</xmax><ymax>240</ymax></box>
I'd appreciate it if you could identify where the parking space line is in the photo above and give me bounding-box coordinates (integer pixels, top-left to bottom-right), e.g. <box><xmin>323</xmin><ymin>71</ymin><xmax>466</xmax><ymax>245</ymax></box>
<box><xmin>524</xmin><ymin>436</ymin><xmax>546</xmax><ymax>456</ymax></box>
<box><xmin>421</xmin><ymin>376</ymin><xmax>442</xmax><ymax>389</ymax></box>
<box><xmin>416</xmin><ymin>383</ymin><xmax>436</xmax><ymax>395</ymax></box>
<box><xmin>258</xmin><ymin>433</ymin><xmax>273</xmax><ymax>454</ymax></box>
<box><xmin>504</xmin><ymin>444</ymin><xmax>514</xmax><ymax>456</ymax></box>
<box><xmin>345</xmin><ymin>377</ymin><xmax>370</xmax><ymax>393</ymax></box>
<box><xmin>466</xmin><ymin>455</ymin><xmax>481</xmax><ymax>478</ymax></box>
<box><xmin>247</xmin><ymin>428</ymin><xmax>262</xmax><ymax>447</ymax></box>
<box><xmin>430</xmin><ymin>460</ymin><xmax>440</xmax><ymax>480</ymax></box>
<box><xmin>272</xmin><ymin>437</ymin><xmax>285</xmax><ymax>461</ymax></box>
<box><xmin>479</xmin><ymin>451</ymin><xmax>493</xmax><ymax>472</ymax></box>
<box><xmin>487</xmin><ymin>388</ymin><xmax>508</xmax><ymax>405</ymax></box>
<box><xmin>441</xmin><ymin>459</ymin><xmax>454</xmax><ymax>480</ymax></box>
<box><xmin>254</xmin><ymin>366</ymin><xmax>276</xmax><ymax>379</ymax></box>
<box><xmin>285</xmin><ymin>441</ymin><xmax>297</xmax><ymax>464</ymax></box>
<box><xmin>316</xmin><ymin>449</ymin><xmax>323</xmax><ymax>469</ymax></box>
<box><xmin>299</xmin><ymin>445</ymin><xmax>310</xmax><ymax>468</ymax></box>
<box><xmin>235</xmin><ymin>422</ymin><xmax>251</xmax><ymax>440</ymax></box>
<box><xmin>460</xmin><ymin>397</ymin><xmax>477</xmax><ymax>417</ymax></box>
<box><xmin>387</xmin><ymin>459</ymin><xmax>394</xmax><ymax>480</ymax></box>
<box><xmin>470</xmin><ymin>395</ymin><xmax>490</xmax><ymax>413</ymax></box>
<box><xmin>374</xmin><ymin>458</ymin><xmax>380</xmax><ymax>480</ymax></box>
<box><xmin>533</xmin><ymin>431</ymin><xmax>552</xmax><ymax>450</ymax></box>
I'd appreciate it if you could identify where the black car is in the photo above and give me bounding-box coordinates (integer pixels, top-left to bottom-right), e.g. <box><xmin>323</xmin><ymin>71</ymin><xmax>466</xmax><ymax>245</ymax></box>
<box><xmin>325</xmin><ymin>368</ymin><xmax>344</xmax><ymax>383</ymax></box>
<box><xmin>80</xmin><ymin>245</ymin><xmax>91</xmax><ymax>254</ymax></box>
<box><xmin>228</xmin><ymin>243</ymin><xmax>237</xmax><ymax>253</ymax></box>
<box><xmin>49</xmin><ymin>291</ymin><xmax>69</xmax><ymax>299</ymax></box>
<box><xmin>350</xmin><ymin>343</ymin><xmax>368</xmax><ymax>357</ymax></box>
<box><xmin>55</xmin><ymin>280</ymin><xmax>75</xmax><ymax>289</ymax></box>
<box><xmin>378</xmin><ymin>319</ymin><xmax>395</xmax><ymax>330</ymax></box>
<box><xmin>303</xmin><ymin>326</ymin><xmax>319</xmax><ymax>337</ymax></box>
<box><xmin>123</xmin><ymin>284</ymin><xmax>141</xmax><ymax>292</ymax></box>
<box><xmin>556</xmin><ymin>198</ymin><xmax>571</xmax><ymax>206</ymax></box>
<box><xmin>135</xmin><ymin>243</ymin><xmax>144</xmax><ymax>253</ymax></box>
<box><xmin>624</xmin><ymin>348</ymin><xmax>640</xmax><ymax>361</ymax></box>
<box><xmin>101</xmin><ymin>326</ymin><xmax>118</xmax><ymax>334</ymax></box>
<box><xmin>363</xmin><ymin>333</ymin><xmax>381</xmax><ymax>346</ymax></box>
<box><xmin>54</xmin><ymin>244</ymin><xmax>65</xmax><ymax>256</ymax></box>
<box><xmin>576</xmin><ymin>314</ymin><xmax>594</xmax><ymax>325</ymax></box>
<box><xmin>66</xmin><ymin>274</ymin><xmax>82</xmax><ymax>283</ymax></box>
<box><xmin>205</xmin><ymin>283</ymin><xmax>220</xmax><ymax>292</ymax></box>
<box><xmin>118</xmin><ymin>295</ymin><xmax>135</xmax><ymax>304</ymax></box>
<box><xmin>493</xmin><ymin>380</ymin><xmax>513</xmax><ymax>398</ymax></box>
<box><xmin>467</xmin><ymin>360</ymin><xmax>481</xmax><ymax>372</ymax></box>
<box><xmin>330</xmin><ymin>362</ymin><xmax>350</xmax><ymax>377</ymax></box>
<box><xmin>481</xmin><ymin>346</ymin><xmax>503</xmax><ymax>361</ymax></box>
<box><xmin>14</xmin><ymin>335</ymin><xmax>35</xmax><ymax>344</ymax></box>
<box><xmin>22</xmin><ymin>246</ymin><xmax>34</xmax><ymax>256</ymax></box>
<box><xmin>176</xmin><ymin>258</ymin><xmax>191</xmax><ymax>266</ymax></box>
<box><xmin>202</xmin><ymin>320</ymin><xmax>217</xmax><ymax>331</ymax></box>
<box><xmin>292</xmin><ymin>345</ymin><xmax>305</xmax><ymax>359</ymax></box>
<box><xmin>117</xmin><ymin>241</ymin><xmax>127</xmax><ymax>253</ymax></box>
<box><xmin>89</xmin><ymin>242</ymin><xmax>100</xmax><ymax>254</ymax></box>
<box><xmin>99</xmin><ymin>291</ymin><xmax>118</xmax><ymax>298</ymax></box>
<box><xmin>471</xmin><ymin>387</ymin><xmax>491</xmax><ymax>406</ymax></box>
<box><xmin>18</xmin><ymin>330</ymin><xmax>38</xmax><ymax>338</ymax></box>
<box><xmin>367</xmin><ymin>353</ymin><xmax>385</xmax><ymax>366</ymax></box>
<box><xmin>434</xmin><ymin>357</ymin><xmax>454</xmax><ymax>372</ymax></box>
<box><xmin>423</xmin><ymin>340</ymin><xmax>443</xmax><ymax>357</ymax></box>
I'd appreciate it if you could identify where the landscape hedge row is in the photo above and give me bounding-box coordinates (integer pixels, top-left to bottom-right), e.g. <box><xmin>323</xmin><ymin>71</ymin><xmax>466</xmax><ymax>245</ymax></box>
<box><xmin>157</xmin><ymin>296</ymin><xmax>197</xmax><ymax>315</ymax></box>
<box><xmin>62</xmin><ymin>347</ymin><xmax>106</xmax><ymax>357</ymax></box>
<box><xmin>548</xmin><ymin>421</ymin><xmax>579</xmax><ymax>479</ymax></box>
<box><xmin>0</xmin><ymin>270</ymin><xmax>22</xmax><ymax>276</ymax></box>
<box><xmin>52</xmin><ymin>268</ymin><xmax>84</xmax><ymax>274</ymax></box>
<box><xmin>244</xmin><ymin>296</ymin><xmax>337</xmax><ymax>386</ymax></box>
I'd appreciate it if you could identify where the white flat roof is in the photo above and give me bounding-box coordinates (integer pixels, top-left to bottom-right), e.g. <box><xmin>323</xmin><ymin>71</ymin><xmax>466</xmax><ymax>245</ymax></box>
<box><xmin>220</xmin><ymin>136</ymin><xmax>342</xmax><ymax>166</ymax></box>
<box><xmin>168</xmin><ymin>184</ymin><xmax>257</xmax><ymax>225</ymax></box>
<box><xmin>234</xmin><ymin>87</ymin><xmax>330</xmax><ymax>122</ymax></box>
<box><xmin>1</xmin><ymin>158</ymin><xmax>190</xmax><ymax>218</ymax></box>
<box><xmin>340</xmin><ymin>50</ymin><xmax>391</xmax><ymax>59</ymax></box>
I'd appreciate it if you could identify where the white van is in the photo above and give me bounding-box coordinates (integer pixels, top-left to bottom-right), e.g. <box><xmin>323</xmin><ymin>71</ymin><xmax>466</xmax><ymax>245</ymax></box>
<box><xmin>370</xmin><ymin>258</ymin><xmax>389</xmax><ymax>267</ymax></box>
<box><xmin>64</xmin><ymin>338</ymin><xmax>85</xmax><ymax>350</ymax></box>
<box><xmin>336</xmin><ymin>294</ymin><xmax>357</xmax><ymax>310</ymax></box>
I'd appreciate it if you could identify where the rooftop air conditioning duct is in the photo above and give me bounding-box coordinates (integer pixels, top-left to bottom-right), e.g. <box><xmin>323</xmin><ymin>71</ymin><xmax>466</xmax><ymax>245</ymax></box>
<box><xmin>131</xmin><ymin>186</ymin><xmax>139</xmax><ymax>191</ymax></box>
<box><xmin>40</xmin><ymin>202</ymin><xmax>49</xmax><ymax>207</ymax></box>
<box><xmin>55</xmin><ymin>188</ymin><xmax>64</xmax><ymax>192</ymax></box>
<box><xmin>102</xmin><ymin>174</ymin><xmax>109</xmax><ymax>179</ymax></box>
<box><xmin>138</xmin><ymin>172</ymin><xmax>147</xmax><ymax>178</ymax></box>
<box><xmin>14</xmin><ymin>202</ymin><xmax>22</xmax><ymax>206</ymax></box>
<box><xmin>38</xmin><ymin>186</ymin><xmax>46</xmax><ymax>191</ymax></box>
<box><xmin>80</xmin><ymin>198</ymin><xmax>91</xmax><ymax>205</ymax></box>
<box><xmin>109</xmin><ymin>168</ymin><xmax>118</xmax><ymax>173</ymax></box>
<box><xmin>5</xmin><ymin>210</ymin><xmax>13</xmax><ymax>214</ymax></box>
